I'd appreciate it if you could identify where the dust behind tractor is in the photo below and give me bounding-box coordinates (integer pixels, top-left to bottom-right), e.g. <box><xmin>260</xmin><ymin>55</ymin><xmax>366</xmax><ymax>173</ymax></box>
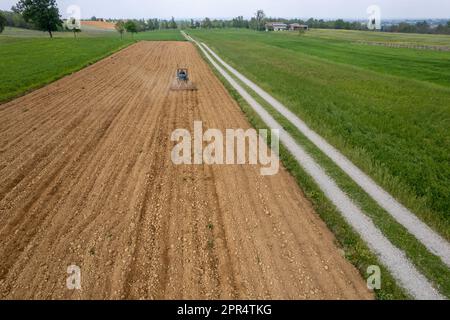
<box><xmin>170</xmin><ymin>68</ymin><xmax>197</xmax><ymax>91</ymax></box>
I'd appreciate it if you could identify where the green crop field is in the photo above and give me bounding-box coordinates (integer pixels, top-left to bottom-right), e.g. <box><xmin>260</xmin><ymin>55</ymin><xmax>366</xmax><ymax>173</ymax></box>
<box><xmin>0</xmin><ymin>28</ymin><xmax>183</xmax><ymax>102</ymax></box>
<box><xmin>305</xmin><ymin>28</ymin><xmax>450</xmax><ymax>47</ymax></box>
<box><xmin>189</xmin><ymin>28</ymin><xmax>450</xmax><ymax>298</ymax></box>
<box><xmin>0</xmin><ymin>26</ymin><xmax>116</xmax><ymax>38</ymax></box>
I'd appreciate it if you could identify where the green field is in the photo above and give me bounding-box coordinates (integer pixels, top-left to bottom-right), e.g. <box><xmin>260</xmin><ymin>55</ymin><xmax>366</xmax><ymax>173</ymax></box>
<box><xmin>0</xmin><ymin>28</ymin><xmax>184</xmax><ymax>102</ymax></box>
<box><xmin>189</xmin><ymin>28</ymin><xmax>450</xmax><ymax>235</ymax></box>
<box><xmin>305</xmin><ymin>28</ymin><xmax>450</xmax><ymax>47</ymax></box>
<box><xmin>0</xmin><ymin>26</ymin><xmax>117</xmax><ymax>38</ymax></box>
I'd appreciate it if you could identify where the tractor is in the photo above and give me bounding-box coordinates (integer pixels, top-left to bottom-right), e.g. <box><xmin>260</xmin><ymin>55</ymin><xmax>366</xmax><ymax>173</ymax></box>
<box><xmin>170</xmin><ymin>68</ymin><xmax>197</xmax><ymax>91</ymax></box>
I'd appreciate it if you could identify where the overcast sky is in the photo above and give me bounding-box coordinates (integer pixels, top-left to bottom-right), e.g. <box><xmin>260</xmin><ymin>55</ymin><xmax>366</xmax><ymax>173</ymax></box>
<box><xmin>1</xmin><ymin>0</ymin><xmax>449</xmax><ymax>20</ymax></box>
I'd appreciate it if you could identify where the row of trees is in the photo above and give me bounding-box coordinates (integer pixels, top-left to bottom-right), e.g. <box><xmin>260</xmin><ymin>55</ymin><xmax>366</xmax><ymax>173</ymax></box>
<box><xmin>384</xmin><ymin>21</ymin><xmax>450</xmax><ymax>35</ymax></box>
<box><xmin>183</xmin><ymin>14</ymin><xmax>368</xmax><ymax>31</ymax></box>
<box><xmin>0</xmin><ymin>0</ymin><xmax>180</xmax><ymax>38</ymax></box>
<box><xmin>180</xmin><ymin>11</ymin><xmax>450</xmax><ymax>35</ymax></box>
<box><xmin>183</xmin><ymin>10</ymin><xmax>267</xmax><ymax>31</ymax></box>
<box><xmin>0</xmin><ymin>12</ymin><xmax>6</xmax><ymax>33</ymax></box>
<box><xmin>2</xmin><ymin>3</ymin><xmax>450</xmax><ymax>37</ymax></box>
<box><xmin>0</xmin><ymin>9</ymin><xmax>33</xmax><ymax>31</ymax></box>
<box><xmin>184</xmin><ymin>15</ymin><xmax>450</xmax><ymax>35</ymax></box>
<box><xmin>0</xmin><ymin>0</ymin><xmax>63</xmax><ymax>37</ymax></box>
<box><xmin>115</xmin><ymin>20</ymin><xmax>136</xmax><ymax>38</ymax></box>
<box><xmin>176</xmin><ymin>12</ymin><xmax>367</xmax><ymax>31</ymax></box>
<box><xmin>113</xmin><ymin>17</ymin><xmax>179</xmax><ymax>38</ymax></box>
<box><xmin>115</xmin><ymin>17</ymin><xmax>178</xmax><ymax>33</ymax></box>
<box><xmin>12</xmin><ymin>0</ymin><xmax>62</xmax><ymax>37</ymax></box>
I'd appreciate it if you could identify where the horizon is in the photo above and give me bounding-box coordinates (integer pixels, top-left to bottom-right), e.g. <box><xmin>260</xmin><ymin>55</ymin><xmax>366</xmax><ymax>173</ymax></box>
<box><xmin>1</xmin><ymin>0</ymin><xmax>449</xmax><ymax>20</ymax></box>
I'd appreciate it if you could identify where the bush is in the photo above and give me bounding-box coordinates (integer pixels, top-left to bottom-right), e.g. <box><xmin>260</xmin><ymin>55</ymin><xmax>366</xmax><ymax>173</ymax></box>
<box><xmin>0</xmin><ymin>11</ymin><xmax>7</xmax><ymax>33</ymax></box>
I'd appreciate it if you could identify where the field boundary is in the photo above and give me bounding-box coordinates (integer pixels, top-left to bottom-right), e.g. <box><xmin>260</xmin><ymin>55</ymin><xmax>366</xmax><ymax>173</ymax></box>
<box><xmin>183</xmin><ymin>31</ymin><xmax>445</xmax><ymax>300</ymax></box>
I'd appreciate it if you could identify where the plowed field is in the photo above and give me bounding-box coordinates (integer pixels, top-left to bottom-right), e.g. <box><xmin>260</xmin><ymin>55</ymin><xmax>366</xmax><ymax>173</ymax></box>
<box><xmin>81</xmin><ymin>21</ymin><xmax>116</xmax><ymax>30</ymax></box>
<box><xmin>0</xmin><ymin>41</ymin><xmax>372</xmax><ymax>300</ymax></box>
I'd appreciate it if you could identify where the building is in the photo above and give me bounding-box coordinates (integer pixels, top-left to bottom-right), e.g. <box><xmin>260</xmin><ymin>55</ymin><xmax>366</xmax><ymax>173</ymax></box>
<box><xmin>289</xmin><ymin>23</ymin><xmax>309</xmax><ymax>31</ymax></box>
<box><xmin>265</xmin><ymin>22</ymin><xmax>288</xmax><ymax>32</ymax></box>
<box><xmin>266</xmin><ymin>22</ymin><xmax>309</xmax><ymax>32</ymax></box>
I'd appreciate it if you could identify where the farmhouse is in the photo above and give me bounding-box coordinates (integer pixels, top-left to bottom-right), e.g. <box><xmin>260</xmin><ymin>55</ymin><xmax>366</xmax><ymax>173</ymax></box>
<box><xmin>265</xmin><ymin>22</ymin><xmax>288</xmax><ymax>31</ymax></box>
<box><xmin>265</xmin><ymin>22</ymin><xmax>309</xmax><ymax>32</ymax></box>
<box><xmin>290</xmin><ymin>23</ymin><xmax>309</xmax><ymax>31</ymax></box>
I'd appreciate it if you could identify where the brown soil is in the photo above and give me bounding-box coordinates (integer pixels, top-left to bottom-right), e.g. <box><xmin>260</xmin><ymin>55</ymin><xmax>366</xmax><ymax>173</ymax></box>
<box><xmin>81</xmin><ymin>21</ymin><xmax>116</xmax><ymax>30</ymax></box>
<box><xmin>0</xmin><ymin>41</ymin><xmax>373</xmax><ymax>300</ymax></box>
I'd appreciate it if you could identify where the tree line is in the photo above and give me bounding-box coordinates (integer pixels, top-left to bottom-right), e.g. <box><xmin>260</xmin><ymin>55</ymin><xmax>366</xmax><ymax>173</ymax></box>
<box><xmin>384</xmin><ymin>21</ymin><xmax>450</xmax><ymax>35</ymax></box>
<box><xmin>113</xmin><ymin>17</ymin><xmax>178</xmax><ymax>39</ymax></box>
<box><xmin>1</xmin><ymin>3</ymin><xmax>450</xmax><ymax>37</ymax></box>
<box><xmin>0</xmin><ymin>0</ymin><xmax>179</xmax><ymax>38</ymax></box>
<box><xmin>182</xmin><ymin>14</ymin><xmax>450</xmax><ymax>35</ymax></box>
<box><xmin>0</xmin><ymin>0</ymin><xmax>63</xmax><ymax>37</ymax></box>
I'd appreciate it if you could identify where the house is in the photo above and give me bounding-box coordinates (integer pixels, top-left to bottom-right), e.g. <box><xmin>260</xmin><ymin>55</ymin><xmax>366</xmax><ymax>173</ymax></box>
<box><xmin>265</xmin><ymin>22</ymin><xmax>288</xmax><ymax>32</ymax></box>
<box><xmin>289</xmin><ymin>23</ymin><xmax>309</xmax><ymax>31</ymax></box>
<box><xmin>265</xmin><ymin>22</ymin><xmax>309</xmax><ymax>32</ymax></box>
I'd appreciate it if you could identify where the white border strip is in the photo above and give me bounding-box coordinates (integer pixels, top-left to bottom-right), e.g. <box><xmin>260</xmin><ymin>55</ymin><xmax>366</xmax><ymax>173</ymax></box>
<box><xmin>183</xmin><ymin>31</ymin><xmax>444</xmax><ymax>300</ymax></box>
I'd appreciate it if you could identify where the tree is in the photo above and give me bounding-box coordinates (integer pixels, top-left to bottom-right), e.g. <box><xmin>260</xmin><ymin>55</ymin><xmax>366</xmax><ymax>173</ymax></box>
<box><xmin>202</xmin><ymin>17</ymin><xmax>212</xmax><ymax>29</ymax></box>
<box><xmin>13</xmin><ymin>0</ymin><xmax>62</xmax><ymax>38</ymax></box>
<box><xmin>0</xmin><ymin>11</ymin><xmax>6</xmax><ymax>33</ymax></box>
<box><xmin>334</xmin><ymin>19</ymin><xmax>347</xmax><ymax>29</ymax></box>
<box><xmin>160</xmin><ymin>20</ymin><xmax>168</xmax><ymax>29</ymax></box>
<box><xmin>153</xmin><ymin>19</ymin><xmax>160</xmax><ymax>30</ymax></box>
<box><xmin>115</xmin><ymin>20</ymin><xmax>125</xmax><ymax>39</ymax></box>
<box><xmin>169</xmin><ymin>16</ymin><xmax>177</xmax><ymax>29</ymax></box>
<box><xmin>124</xmin><ymin>20</ymin><xmax>138</xmax><ymax>38</ymax></box>
<box><xmin>254</xmin><ymin>10</ymin><xmax>266</xmax><ymax>31</ymax></box>
<box><xmin>232</xmin><ymin>16</ymin><xmax>248</xmax><ymax>28</ymax></box>
<box><xmin>416</xmin><ymin>21</ymin><xmax>430</xmax><ymax>33</ymax></box>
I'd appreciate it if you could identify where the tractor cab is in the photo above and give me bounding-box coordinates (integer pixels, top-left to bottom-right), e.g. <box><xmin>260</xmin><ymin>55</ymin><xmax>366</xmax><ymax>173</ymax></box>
<box><xmin>176</xmin><ymin>68</ymin><xmax>189</xmax><ymax>82</ymax></box>
<box><xmin>171</xmin><ymin>68</ymin><xmax>197</xmax><ymax>91</ymax></box>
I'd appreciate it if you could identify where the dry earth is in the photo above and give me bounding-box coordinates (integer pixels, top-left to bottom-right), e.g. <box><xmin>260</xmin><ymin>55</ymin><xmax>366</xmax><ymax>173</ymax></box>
<box><xmin>0</xmin><ymin>41</ymin><xmax>372</xmax><ymax>300</ymax></box>
<box><xmin>81</xmin><ymin>21</ymin><xmax>116</xmax><ymax>30</ymax></box>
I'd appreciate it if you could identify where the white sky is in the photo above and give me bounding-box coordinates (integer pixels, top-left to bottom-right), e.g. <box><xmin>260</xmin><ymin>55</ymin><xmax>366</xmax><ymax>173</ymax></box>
<box><xmin>1</xmin><ymin>0</ymin><xmax>449</xmax><ymax>20</ymax></box>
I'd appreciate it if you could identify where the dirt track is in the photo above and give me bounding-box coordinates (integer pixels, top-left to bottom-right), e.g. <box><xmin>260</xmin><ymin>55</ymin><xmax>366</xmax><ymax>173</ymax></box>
<box><xmin>0</xmin><ymin>41</ymin><xmax>372</xmax><ymax>300</ymax></box>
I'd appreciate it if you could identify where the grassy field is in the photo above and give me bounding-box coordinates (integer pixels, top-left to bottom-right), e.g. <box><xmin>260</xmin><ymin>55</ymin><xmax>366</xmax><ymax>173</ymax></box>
<box><xmin>0</xmin><ymin>28</ymin><xmax>183</xmax><ymax>102</ymax></box>
<box><xmin>306</xmin><ymin>28</ymin><xmax>450</xmax><ymax>47</ymax></box>
<box><xmin>190</xmin><ymin>28</ymin><xmax>450</xmax><ymax>297</ymax></box>
<box><xmin>189</xmin><ymin>28</ymin><xmax>450</xmax><ymax>237</ymax></box>
<box><xmin>0</xmin><ymin>26</ymin><xmax>116</xmax><ymax>38</ymax></box>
